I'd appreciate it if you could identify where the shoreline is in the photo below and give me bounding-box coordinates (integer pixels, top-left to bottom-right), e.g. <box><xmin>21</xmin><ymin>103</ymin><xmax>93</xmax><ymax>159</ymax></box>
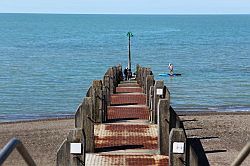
<box><xmin>1</xmin><ymin>111</ymin><xmax>249</xmax><ymax>124</ymax></box>
<box><xmin>0</xmin><ymin>115</ymin><xmax>74</xmax><ymax>124</ymax></box>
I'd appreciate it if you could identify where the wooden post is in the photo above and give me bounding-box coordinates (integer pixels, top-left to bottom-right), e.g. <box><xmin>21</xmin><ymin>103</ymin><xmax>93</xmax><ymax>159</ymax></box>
<box><xmin>103</xmin><ymin>75</ymin><xmax>110</xmax><ymax>122</ymax></box>
<box><xmin>136</xmin><ymin>64</ymin><xmax>140</xmax><ymax>82</ymax></box>
<box><xmin>86</xmin><ymin>86</ymin><xmax>92</xmax><ymax>97</ymax></box>
<box><xmin>75</xmin><ymin>97</ymin><xmax>94</xmax><ymax>153</ymax></box>
<box><xmin>140</xmin><ymin>67</ymin><xmax>144</xmax><ymax>87</ymax></box>
<box><xmin>109</xmin><ymin>68</ymin><xmax>114</xmax><ymax>94</ymax></box>
<box><xmin>140</xmin><ymin>67</ymin><xmax>144</xmax><ymax>90</ymax></box>
<box><xmin>163</xmin><ymin>86</ymin><xmax>170</xmax><ymax>100</ymax></box>
<box><xmin>92</xmin><ymin>80</ymin><xmax>103</xmax><ymax>123</ymax></box>
<box><xmin>105</xmin><ymin>68</ymin><xmax>111</xmax><ymax>76</ymax></box>
<box><xmin>146</xmin><ymin>68</ymin><xmax>152</xmax><ymax>76</ymax></box>
<box><xmin>169</xmin><ymin>128</ymin><xmax>187</xmax><ymax>166</ymax></box>
<box><xmin>112</xmin><ymin>66</ymin><xmax>117</xmax><ymax>90</ymax></box>
<box><xmin>169</xmin><ymin>106</ymin><xmax>177</xmax><ymax>130</ymax></box>
<box><xmin>138</xmin><ymin>66</ymin><xmax>142</xmax><ymax>86</ymax></box>
<box><xmin>188</xmin><ymin>144</ymin><xmax>199</xmax><ymax>166</ymax></box>
<box><xmin>186</xmin><ymin>138</ymin><xmax>209</xmax><ymax>166</ymax></box>
<box><xmin>153</xmin><ymin>80</ymin><xmax>164</xmax><ymax>124</ymax></box>
<box><xmin>158</xmin><ymin>99</ymin><xmax>170</xmax><ymax>155</ymax></box>
<box><xmin>146</xmin><ymin>75</ymin><xmax>154</xmax><ymax>106</ymax></box>
<box><xmin>56</xmin><ymin>128</ymin><xmax>85</xmax><ymax>166</ymax></box>
<box><xmin>144</xmin><ymin>68</ymin><xmax>151</xmax><ymax>93</ymax></box>
<box><xmin>162</xmin><ymin>86</ymin><xmax>176</xmax><ymax>131</ymax></box>
<box><xmin>149</xmin><ymin>86</ymin><xmax>154</xmax><ymax>122</ymax></box>
<box><xmin>117</xmin><ymin>64</ymin><xmax>123</xmax><ymax>83</ymax></box>
<box><xmin>142</xmin><ymin>67</ymin><xmax>146</xmax><ymax>93</ymax></box>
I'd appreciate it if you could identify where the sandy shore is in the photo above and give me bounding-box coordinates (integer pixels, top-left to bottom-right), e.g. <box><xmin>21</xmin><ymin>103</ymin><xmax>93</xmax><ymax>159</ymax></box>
<box><xmin>179</xmin><ymin>112</ymin><xmax>250</xmax><ymax>166</ymax></box>
<box><xmin>0</xmin><ymin>118</ymin><xmax>74</xmax><ymax>166</ymax></box>
<box><xmin>0</xmin><ymin>112</ymin><xmax>249</xmax><ymax>166</ymax></box>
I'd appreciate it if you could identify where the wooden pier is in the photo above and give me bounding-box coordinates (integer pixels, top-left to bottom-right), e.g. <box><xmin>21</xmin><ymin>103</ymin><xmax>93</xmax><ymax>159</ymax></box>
<box><xmin>56</xmin><ymin>64</ymin><xmax>209</xmax><ymax>166</ymax></box>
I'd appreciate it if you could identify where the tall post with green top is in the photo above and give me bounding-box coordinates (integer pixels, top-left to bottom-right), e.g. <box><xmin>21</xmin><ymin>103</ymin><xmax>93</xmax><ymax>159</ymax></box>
<box><xmin>127</xmin><ymin>32</ymin><xmax>133</xmax><ymax>71</ymax></box>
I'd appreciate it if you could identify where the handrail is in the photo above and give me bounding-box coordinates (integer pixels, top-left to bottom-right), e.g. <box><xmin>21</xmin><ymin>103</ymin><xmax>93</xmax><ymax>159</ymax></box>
<box><xmin>231</xmin><ymin>141</ymin><xmax>250</xmax><ymax>166</ymax></box>
<box><xmin>0</xmin><ymin>138</ymin><xmax>36</xmax><ymax>166</ymax></box>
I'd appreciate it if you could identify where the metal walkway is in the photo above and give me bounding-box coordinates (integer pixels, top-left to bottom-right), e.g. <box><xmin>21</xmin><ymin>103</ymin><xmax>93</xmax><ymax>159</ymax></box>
<box><xmin>85</xmin><ymin>80</ymin><xmax>169</xmax><ymax>166</ymax></box>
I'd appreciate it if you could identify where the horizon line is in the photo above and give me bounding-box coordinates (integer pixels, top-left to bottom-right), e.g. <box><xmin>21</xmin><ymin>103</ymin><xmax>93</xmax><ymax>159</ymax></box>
<box><xmin>0</xmin><ymin>12</ymin><xmax>250</xmax><ymax>15</ymax></box>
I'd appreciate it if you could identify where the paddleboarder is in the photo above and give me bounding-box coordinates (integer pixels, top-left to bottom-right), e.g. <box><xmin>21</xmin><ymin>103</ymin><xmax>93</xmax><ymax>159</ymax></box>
<box><xmin>168</xmin><ymin>63</ymin><xmax>174</xmax><ymax>75</ymax></box>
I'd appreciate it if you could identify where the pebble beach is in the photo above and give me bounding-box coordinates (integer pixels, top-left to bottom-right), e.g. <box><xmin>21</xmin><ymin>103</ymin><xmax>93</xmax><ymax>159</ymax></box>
<box><xmin>0</xmin><ymin>112</ymin><xmax>249</xmax><ymax>166</ymax></box>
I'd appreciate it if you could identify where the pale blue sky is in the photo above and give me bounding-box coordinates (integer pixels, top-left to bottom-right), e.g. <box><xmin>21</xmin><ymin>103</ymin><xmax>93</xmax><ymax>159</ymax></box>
<box><xmin>0</xmin><ymin>0</ymin><xmax>250</xmax><ymax>14</ymax></box>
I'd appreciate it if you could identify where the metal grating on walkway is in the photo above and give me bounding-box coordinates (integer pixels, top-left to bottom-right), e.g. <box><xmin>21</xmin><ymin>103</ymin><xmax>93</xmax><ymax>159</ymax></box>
<box><xmin>85</xmin><ymin>154</ymin><xmax>168</xmax><ymax>166</ymax></box>
<box><xmin>86</xmin><ymin>81</ymin><xmax>168</xmax><ymax>165</ymax></box>
<box><xmin>108</xmin><ymin>106</ymin><xmax>149</xmax><ymax>120</ymax></box>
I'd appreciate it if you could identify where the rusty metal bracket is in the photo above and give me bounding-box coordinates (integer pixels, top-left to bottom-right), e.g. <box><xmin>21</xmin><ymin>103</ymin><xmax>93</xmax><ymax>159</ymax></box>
<box><xmin>178</xmin><ymin>156</ymin><xmax>187</xmax><ymax>166</ymax></box>
<box><xmin>87</xmin><ymin>116</ymin><xmax>101</xmax><ymax>124</ymax></box>
<box><xmin>96</xmin><ymin>94</ymin><xmax>102</xmax><ymax>100</ymax></box>
<box><xmin>165</xmin><ymin>119</ymin><xmax>170</xmax><ymax>123</ymax></box>
<box><xmin>104</xmin><ymin>86</ymin><xmax>110</xmax><ymax>90</ymax></box>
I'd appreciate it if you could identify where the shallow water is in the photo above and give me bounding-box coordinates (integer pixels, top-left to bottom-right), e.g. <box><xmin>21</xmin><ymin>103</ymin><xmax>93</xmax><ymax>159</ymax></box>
<box><xmin>0</xmin><ymin>14</ymin><xmax>249</xmax><ymax>122</ymax></box>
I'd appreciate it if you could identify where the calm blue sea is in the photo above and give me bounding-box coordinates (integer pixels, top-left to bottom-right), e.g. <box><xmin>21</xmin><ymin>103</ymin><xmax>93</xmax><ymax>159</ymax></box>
<box><xmin>0</xmin><ymin>14</ymin><xmax>250</xmax><ymax>122</ymax></box>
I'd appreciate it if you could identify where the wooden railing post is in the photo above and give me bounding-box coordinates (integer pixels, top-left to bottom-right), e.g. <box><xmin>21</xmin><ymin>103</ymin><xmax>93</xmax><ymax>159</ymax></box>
<box><xmin>117</xmin><ymin>64</ymin><xmax>123</xmax><ymax>84</ymax></box>
<box><xmin>75</xmin><ymin>97</ymin><xmax>94</xmax><ymax>153</ymax></box>
<box><xmin>158</xmin><ymin>99</ymin><xmax>170</xmax><ymax>155</ymax></box>
<box><xmin>138</xmin><ymin>66</ymin><xmax>142</xmax><ymax>86</ymax></box>
<box><xmin>144</xmin><ymin>68</ymin><xmax>151</xmax><ymax>93</ymax></box>
<box><xmin>136</xmin><ymin>64</ymin><xmax>140</xmax><ymax>81</ymax></box>
<box><xmin>103</xmin><ymin>75</ymin><xmax>110</xmax><ymax>122</ymax></box>
<box><xmin>186</xmin><ymin>138</ymin><xmax>209</xmax><ymax>166</ymax></box>
<box><xmin>153</xmin><ymin>80</ymin><xmax>164</xmax><ymax>124</ymax></box>
<box><xmin>92</xmin><ymin>80</ymin><xmax>103</xmax><ymax>123</ymax></box>
<box><xmin>146</xmin><ymin>75</ymin><xmax>154</xmax><ymax>106</ymax></box>
<box><xmin>112</xmin><ymin>66</ymin><xmax>117</xmax><ymax>90</ymax></box>
<box><xmin>169</xmin><ymin>128</ymin><xmax>187</xmax><ymax>166</ymax></box>
<box><xmin>86</xmin><ymin>86</ymin><xmax>92</xmax><ymax>97</ymax></box>
<box><xmin>57</xmin><ymin>128</ymin><xmax>86</xmax><ymax>166</ymax></box>
<box><xmin>108</xmin><ymin>68</ymin><xmax>114</xmax><ymax>94</ymax></box>
<box><xmin>163</xmin><ymin>86</ymin><xmax>178</xmax><ymax>131</ymax></box>
<box><xmin>142</xmin><ymin>67</ymin><xmax>146</xmax><ymax>93</ymax></box>
<box><xmin>149</xmin><ymin>86</ymin><xmax>154</xmax><ymax>122</ymax></box>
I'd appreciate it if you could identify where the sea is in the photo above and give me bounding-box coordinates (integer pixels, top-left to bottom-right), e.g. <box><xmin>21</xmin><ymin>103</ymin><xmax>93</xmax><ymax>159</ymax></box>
<box><xmin>0</xmin><ymin>14</ymin><xmax>249</xmax><ymax>122</ymax></box>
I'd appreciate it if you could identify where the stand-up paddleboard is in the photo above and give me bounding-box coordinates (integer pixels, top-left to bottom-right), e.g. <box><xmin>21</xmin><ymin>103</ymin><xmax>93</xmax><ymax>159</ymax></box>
<box><xmin>159</xmin><ymin>73</ymin><xmax>182</xmax><ymax>76</ymax></box>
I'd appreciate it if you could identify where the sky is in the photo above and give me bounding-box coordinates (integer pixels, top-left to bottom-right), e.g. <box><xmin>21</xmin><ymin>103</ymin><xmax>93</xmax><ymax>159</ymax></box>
<box><xmin>0</xmin><ymin>0</ymin><xmax>250</xmax><ymax>14</ymax></box>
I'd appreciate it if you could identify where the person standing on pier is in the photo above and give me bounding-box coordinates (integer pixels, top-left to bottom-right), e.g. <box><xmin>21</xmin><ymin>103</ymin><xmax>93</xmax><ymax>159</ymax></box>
<box><xmin>127</xmin><ymin>68</ymin><xmax>132</xmax><ymax>80</ymax></box>
<box><xmin>124</xmin><ymin>67</ymin><xmax>128</xmax><ymax>80</ymax></box>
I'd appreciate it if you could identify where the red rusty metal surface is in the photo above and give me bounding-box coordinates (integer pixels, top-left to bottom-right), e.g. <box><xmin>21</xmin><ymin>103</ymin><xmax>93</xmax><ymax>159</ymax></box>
<box><xmin>95</xmin><ymin>124</ymin><xmax>157</xmax><ymax>150</ymax></box>
<box><xmin>105</xmin><ymin>124</ymin><xmax>149</xmax><ymax>132</ymax></box>
<box><xmin>116</xmin><ymin>87</ymin><xmax>143</xmax><ymax>93</ymax></box>
<box><xmin>118</xmin><ymin>83</ymin><xmax>140</xmax><ymax>87</ymax></box>
<box><xmin>95</xmin><ymin>135</ymin><xmax>157</xmax><ymax>150</ymax></box>
<box><xmin>125</xmin><ymin>156</ymin><xmax>168</xmax><ymax>166</ymax></box>
<box><xmin>92</xmin><ymin>154</ymin><xmax>169</xmax><ymax>166</ymax></box>
<box><xmin>111</xmin><ymin>94</ymin><xmax>146</xmax><ymax>105</ymax></box>
<box><xmin>105</xmin><ymin>124</ymin><xmax>149</xmax><ymax>133</ymax></box>
<box><xmin>98</xmin><ymin>154</ymin><xmax>124</xmax><ymax>165</ymax></box>
<box><xmin>108</xmin><ymin>106</ymin><xmax>149</xmax><ymax>120</ymax></box>
<box><xmin>126</xmin><ymin>157</ymin><xmax>155</xmax><ymax>165</ymax></box>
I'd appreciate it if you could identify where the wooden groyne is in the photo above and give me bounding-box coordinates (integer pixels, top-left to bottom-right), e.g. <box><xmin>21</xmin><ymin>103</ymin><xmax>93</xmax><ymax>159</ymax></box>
<box><xmin>56</xmin><ymin>64</ymin><xmax>209</xmax><ymax>166</ymax></box>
